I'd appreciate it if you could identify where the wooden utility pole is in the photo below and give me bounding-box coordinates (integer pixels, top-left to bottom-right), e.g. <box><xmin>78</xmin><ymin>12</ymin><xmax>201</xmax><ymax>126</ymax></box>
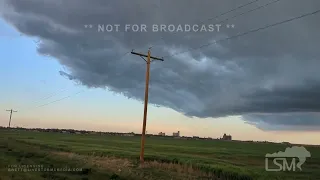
<box><xmin>6</xmin><ymin>109</ymin><xmax>17</xmax><ymax>128</ymax></box>
<box><xmin>131</xmin><ymin>49</ymin><xmax>163</xmax><ymax>164</ymax></box>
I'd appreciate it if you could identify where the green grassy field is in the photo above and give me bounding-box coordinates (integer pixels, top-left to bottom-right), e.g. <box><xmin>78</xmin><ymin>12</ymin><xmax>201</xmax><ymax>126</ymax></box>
<box><xmin>0</xmin><ymin>129</ymin><xmax>319</xmax><ymax>180</ymax></box>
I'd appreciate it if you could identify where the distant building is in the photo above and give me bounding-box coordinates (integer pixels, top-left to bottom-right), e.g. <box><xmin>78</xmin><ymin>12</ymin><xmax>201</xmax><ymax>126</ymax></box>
<box><xmin>158</xmin><ymin>132</ymin><xmax>165</xmax><ymax>136</ymax></box>
<box><xmin>173</xmin><ymin>131</ymin><xmax>180</xmax><ymax>137</ymax></box>
<box><xmin>222</xmin><ymin>133</ymin><xmax>232</xmax><ymax>140</ymax></box>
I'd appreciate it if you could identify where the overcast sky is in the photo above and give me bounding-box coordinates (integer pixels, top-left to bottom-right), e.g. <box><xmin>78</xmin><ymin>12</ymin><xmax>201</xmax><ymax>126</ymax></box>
<box><xmin>1</xmin><ymin>0</ymin><xmax>320</xmax><ymax>138</ymax></box>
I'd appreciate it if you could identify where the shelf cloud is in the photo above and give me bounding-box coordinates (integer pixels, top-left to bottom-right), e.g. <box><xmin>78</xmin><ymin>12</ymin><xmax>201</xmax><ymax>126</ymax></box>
<box><xmin>1</xmin><ymin>0</ymin><xmax>320</xmax><ymax>131</ymax></box>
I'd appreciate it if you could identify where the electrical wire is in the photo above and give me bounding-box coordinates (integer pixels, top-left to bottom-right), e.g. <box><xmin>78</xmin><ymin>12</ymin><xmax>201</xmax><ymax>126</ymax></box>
<box><xmin>148</xmin><ymin>0</ymin><xmax>262</xmax><ymax>49</ymax></box>
<box><xmin>164</xmin><ymin>8</ymin><xmax>320</xmax><ymax>58</ymax></box>
<box><xmin>20</xmin><ymin>90</ymin><xmax>85</xmax><ymax>113</ymax></box>
<box><xmin>18</xmin><ymin>51</ymin><xmax>131</xmax><ymax>112</ymax></box>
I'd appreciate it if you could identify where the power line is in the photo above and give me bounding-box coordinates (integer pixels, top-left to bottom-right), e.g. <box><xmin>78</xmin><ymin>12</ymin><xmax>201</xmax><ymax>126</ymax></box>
<box><xmin>19</xmin><ymin>50</ymin><xmax>130</xmax><ymax>113</ymax></box>
<box><xmin>21</xmin><ymin>90</ymin><xmax>85</xmax><ymax>113</ymax></box>
<box><xmin>15</xmin><ymin>86</ymin><xmax>69</xmax><ymax>111</ymax></box>
<box><xmin>148</xmin><ymin>0</ymin><xmax>262</xmax><ymax>49</ymax></box>
<box><xmin>201</xmin><ymin>0</ymin><xmax>261</xmax><ymax>22</ymax></box>
<box><xmin>153</xmin><ymin>0</ymin><xmax>281</xmax><ymax>53</ymax></box>
<box><xmin>38</xmin><ymin>87</ymin><xmax>68</xmax><ymax>101</ymax></box>
<box><xmin>164</xmin><ymin>8</ymin><xmax>320</xmax><ymax>58</ymax></box>
<box><xmin>18</xmin><ymin>51</ymin><xmax>130</xmax><ymax>112</ymax></box>
<box><xmin>119</xmin><ymin>51</ymin><xmax>131</xmax><ymax>60</ymax></box>
<box><xmin>36</xmin><ymin>90</ymin><xmax>84</xmax><ymax>108</ymax></box>
<box><xmin>215</xmin><ymin>0</ymin><xmax>282</xmax><ymax>27</ymax></box>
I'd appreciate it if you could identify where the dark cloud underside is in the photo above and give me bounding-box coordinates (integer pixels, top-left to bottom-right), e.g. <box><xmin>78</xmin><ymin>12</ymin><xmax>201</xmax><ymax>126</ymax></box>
<box><xmin>1</xmin><ymin>0</ymin><xmax>320</xmax><ymax>130</ymax></box>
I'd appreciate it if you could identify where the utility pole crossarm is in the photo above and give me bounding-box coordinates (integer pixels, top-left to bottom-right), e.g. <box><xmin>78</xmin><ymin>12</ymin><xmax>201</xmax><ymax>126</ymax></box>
<box><xmin>6</xmin><ymin>109</ymin><xmax>17</xmax><ymax>128</ymax></box>
<box><xmin>131</xmin><ymin>51</ymin><xmax>164</xmax><ymax>61</ymax></box>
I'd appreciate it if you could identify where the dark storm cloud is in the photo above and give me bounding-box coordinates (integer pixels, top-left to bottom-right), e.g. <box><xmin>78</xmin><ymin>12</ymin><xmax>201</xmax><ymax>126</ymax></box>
<box><xmin>242</xmin><ymin>113</ymin><xmax>320</xmax><ymax>131</ymax></box>
<box><xmin>59</xmin><ymin>71</ymin><xmax>75</xmax><ymax>80</ymax></box>
<box><xmin>1</xmin><ymin>0</ymin><xmax>320</xmax><ymax>130</ymax></box>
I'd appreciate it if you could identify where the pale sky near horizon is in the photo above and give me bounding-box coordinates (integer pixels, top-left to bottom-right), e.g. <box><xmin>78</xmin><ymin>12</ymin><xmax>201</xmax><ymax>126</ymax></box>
<box><xmin>1</xmin><ymin>1</ymin><xmax>320</xmax><ymax>145</ymax></box>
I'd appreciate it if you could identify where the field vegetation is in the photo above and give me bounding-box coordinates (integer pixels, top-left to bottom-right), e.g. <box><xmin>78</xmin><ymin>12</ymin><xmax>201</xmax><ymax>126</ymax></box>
<box><xmin>0</xmin><ymin>129</ymin><xmax>319</xmax><ymax>180</ymax></box>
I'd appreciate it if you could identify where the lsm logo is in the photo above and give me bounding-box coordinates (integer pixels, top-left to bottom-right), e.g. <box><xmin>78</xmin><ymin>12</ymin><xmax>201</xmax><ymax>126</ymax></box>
<box><xmin>265</xmin><ymin>146</ymin><xmax>311</xmax><ymax>171</ymax></box>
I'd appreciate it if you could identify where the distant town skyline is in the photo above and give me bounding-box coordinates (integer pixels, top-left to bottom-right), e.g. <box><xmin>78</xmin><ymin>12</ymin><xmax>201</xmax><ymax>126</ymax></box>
<box><xmin>3</xmin><ymin>127</ymin><xmax>319</xmax><ymax>147</ymax></box>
